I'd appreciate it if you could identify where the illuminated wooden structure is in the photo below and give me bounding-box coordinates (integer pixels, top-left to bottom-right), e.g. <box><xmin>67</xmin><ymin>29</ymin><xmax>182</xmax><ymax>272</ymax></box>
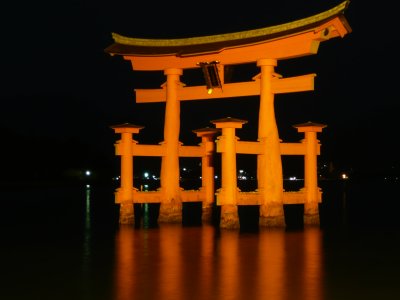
<box><xmin>106</xmin><ymin>1</ymin><xmax>351</xmax><ymax>228</ymax></box>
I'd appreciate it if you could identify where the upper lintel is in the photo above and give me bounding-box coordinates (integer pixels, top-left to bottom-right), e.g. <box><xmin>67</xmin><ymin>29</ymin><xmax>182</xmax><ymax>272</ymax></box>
<box><xmin>105</xmin><ymin>2</ymin><xmax>351</xmax><ymax>57</ymax></box>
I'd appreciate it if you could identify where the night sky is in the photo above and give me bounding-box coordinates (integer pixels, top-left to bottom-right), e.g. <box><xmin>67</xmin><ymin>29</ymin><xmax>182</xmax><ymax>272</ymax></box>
<box><xmin>1</xmin><ymin>1</ymin><xmax>399</xmax><ymax>181</ymax></box>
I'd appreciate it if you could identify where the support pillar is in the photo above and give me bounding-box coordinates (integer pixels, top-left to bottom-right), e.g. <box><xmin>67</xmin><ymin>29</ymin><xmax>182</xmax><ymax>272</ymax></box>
<box><xmin>111</xmin><ymin>123</ymin><xmax>143</xmax><ymax>225</ymax></box>
<box><xmin>256</xmin><ymin>58</ymin><xmax>285</xmax><ymax>227</ymax></box>
<box><xmin>212</xmin><ymin>118</ymin><xmax>247</xmax><ymax>229</ymax></box>
<box><xmin>193</xmin><ymin>127</ymin><xmax>220</xmax><ymax>223</ymax></box>
<box><xmin>294</xmin><ymin>122</ymin><xmax>326</xmax><ymax>226</ymax></box>
<box><xmin>159</xmin><ymin>68</ymin><xmax>183</xmax><ymax>223</ymax></box>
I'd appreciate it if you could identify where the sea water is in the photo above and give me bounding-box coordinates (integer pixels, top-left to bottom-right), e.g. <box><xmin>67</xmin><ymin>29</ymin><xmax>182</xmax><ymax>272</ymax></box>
<box><xmin>0</xmin><ymin>179</ymin><xmax>399</xmax><ymax>300</ymax></box>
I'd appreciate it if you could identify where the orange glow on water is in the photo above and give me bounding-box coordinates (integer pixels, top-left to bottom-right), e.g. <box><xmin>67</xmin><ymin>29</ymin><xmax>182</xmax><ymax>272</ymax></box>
<box><xmin>216</xmin><ymin>230</ymin><xmax>240</xmax><ymax>299</ymax></box>
<box><xmin>303</xmin><ymin>228</ymin><xmax>323</xmax><ymax>300</ymax></box>
<box><xmin>257</xmin><ymin>229</ymin><xmax>286</xmax><ymax>300</ymax></box>
<box><xmin>114</xmin><ymin>226</ymin><xmax>136</xmax><ymax>300</ymax></box>
<box><xmin>157</xmin><ymin>225</ymin><xmax>183</xmax><ymax>300</ymax></box>
<box><xmin>113</xmin><ymin>225</ymin><xmax>323</xmax><ymax>300</ymax></box>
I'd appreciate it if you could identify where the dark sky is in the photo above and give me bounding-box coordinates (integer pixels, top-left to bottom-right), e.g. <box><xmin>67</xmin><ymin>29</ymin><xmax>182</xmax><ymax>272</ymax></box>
<box><xmin>1</xmin><ymin>1</ymin><xmax>399</xmax><ymax>177</ymax></box>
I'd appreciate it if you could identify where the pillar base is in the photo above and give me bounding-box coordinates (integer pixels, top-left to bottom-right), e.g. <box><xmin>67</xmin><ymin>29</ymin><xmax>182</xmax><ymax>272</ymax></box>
<box><xmin>158</xmin><ymin>202</ymin><xmax>182</xmax><ymax>223</ymax></box>
<box><xmin>304</xmin><ymin>203</ymin><xmax>320</xmax><ymax>226</ymax></box>
<box><xmin>304</xmin><ymin>213</ymin><xmax>320</xmax><ymax>226</ymax></box>
<box><xmin>259</xmin><ymin>215</ymin><xmax>286</xmax><ymax>227</ymax></box>
<box><xmin>220</xmin><ymin>205</ymin><xmax>240</xmax><ymax>229</ymax></box>
<box><xmin>202</xmin><ymin>205</ymin><xmax>213</xmax><ymax>224</ymax></box>
<box><xmin>119</xmin><ymin>201</ymin><xmax>135</xmax><ymax>225</ymax></box>
<box><xmin>259</xmin><ymin>204</ymin><xmax>286</xmax><ymax>227</ymax></box>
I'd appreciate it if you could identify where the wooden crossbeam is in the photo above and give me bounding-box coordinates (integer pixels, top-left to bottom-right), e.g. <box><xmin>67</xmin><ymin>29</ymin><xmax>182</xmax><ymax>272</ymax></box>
<box><xmin>217</xmin><ymin>140</ymin><xmax>320</xmax><ymax>155</ymax></box>
<box><xmin>135</xmin><ymin>74</ymin><xmax>315</xmax><ymax>103</ymax></box>
<box><xmin>115</xmin><ymin>140</ymin><xmax>320</xmax><ymax>157</ymax></box>
<box><xmin>116</xmin><ymin>143</ymin><xmax>206</xmax><ymax>157</ymax></box>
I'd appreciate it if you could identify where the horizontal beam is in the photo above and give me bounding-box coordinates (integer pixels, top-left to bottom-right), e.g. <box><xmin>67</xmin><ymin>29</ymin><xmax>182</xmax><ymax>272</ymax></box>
<box><xmin>280</xmin><ymin>142</ymin><xmax>321</xmax><ymax>155</ymax></box>
<box><xmin>116</xmin><ymin>143</ymin><xmax>207</xmax><ymax>157</ymax></box>
<box><xmin>132</xmin><ymin>191</ymin><xmax>163</xmax><ymax>203</ymax></box>
<box><xmin>236</xmin><ymin>141</ymin><xmax>263</xmax><ymax>155</ymax></box>
<box><xmin>235</xmin><ymin>190</ymin><xmax>322</xmax><ymax>205</ymax></box>
<box><xmin>131</xmin><ymin>190</ymin><xmax>206</xmax><ymax>203</ymax></box>
<box><xmin>135</xmin><ymin>74</ymin><xmax>315</xmax><ymax>103</ymax></box>
<box><xmin>178</xmin><ymin>145</ymin><xmax>204</xmax><ymax>157</ymax></box>
<box><xmin>181</xmin><ymin>190</ymin><xmax>205</xmax><ymax>202</ymax></box>
<box><xmin>116</xmin><ymin>140</ymin><xmax>320</xmax><ymax>157</ymax></box>
<box><xmin>273</xmin><ymin>73</ymin><xmax>315</xmax><ymax>94</ymax></box>
<box><xmin>217</xmin><ymin>140</ymin><xmax>320</xmax><ymax>156</ymax></box>
<box><xmin>132</xmin><ymin>144</ymin><xmax>164</xmax><ymax>157</ymax></box>
<box><xmin>124</xmin><ymin>30</ymin><xmax>326</xmax><ymax>70</ymax></box>
<box><xmin>129</xmin><ymin>143</ymin><xmax>319</xmax><ymax>156</ymax></box>
<box><xmin>115</xmin><ymin>143</ymin><xmax>164</xmax><ymax>156</ymax></box>
<box><xmin>118</xmin><ymin>189</ymin><xmax>322</xmax><ymax>204</ymax></box>
<box><xmin>280</xmin><ymin>143</ymin><xmax>306</xmax><ymax>155</ymax></box>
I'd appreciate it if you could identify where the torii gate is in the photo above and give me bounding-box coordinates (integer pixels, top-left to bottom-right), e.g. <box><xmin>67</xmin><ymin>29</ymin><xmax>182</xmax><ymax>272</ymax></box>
<box><xmin>105</xmin><ymin>1</ymin><xmax>351</xmax><ymax>228</ymax></box>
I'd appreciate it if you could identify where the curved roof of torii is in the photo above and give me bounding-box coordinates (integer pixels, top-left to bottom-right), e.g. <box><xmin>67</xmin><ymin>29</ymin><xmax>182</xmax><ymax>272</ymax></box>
<box><xmin>105</xmin><ymin>1</ymin><xmax>351</xmax><ymax>57</ymax></box>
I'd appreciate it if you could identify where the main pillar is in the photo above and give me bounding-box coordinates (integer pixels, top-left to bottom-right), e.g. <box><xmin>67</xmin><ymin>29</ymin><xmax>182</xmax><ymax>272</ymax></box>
<box><xmin>159</xmin><ymin>68</ymin><xmax>183</xmax><ymax>223</ymax></box>
<box><xmin>257</xmin><ymin>59</ymin><xmax>285</xmax><ymax>227</ymax></box>
<box><xmin>294</xmin><ymin>122</ymin><xmax>326</xmax><ymax>225</ymax></box>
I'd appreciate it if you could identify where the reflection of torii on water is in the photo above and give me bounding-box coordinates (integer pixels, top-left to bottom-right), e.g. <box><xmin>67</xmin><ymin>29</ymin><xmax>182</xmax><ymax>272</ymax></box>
<box><xmin>106</xmin><ymin>1</ymin><xmax>352</xmax><ymax>229</ymax></box>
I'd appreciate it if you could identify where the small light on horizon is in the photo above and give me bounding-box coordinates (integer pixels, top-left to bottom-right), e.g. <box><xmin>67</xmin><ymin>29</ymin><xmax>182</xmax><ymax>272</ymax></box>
<box><xmin>85</xmin><ymin>170</ymin><xmax>91</xmax><ymax>176</ymax></box>
<box><xmin>341</xmin><ymin>173</ymin><xmax>348</xmax><ymax>180</ymax></box>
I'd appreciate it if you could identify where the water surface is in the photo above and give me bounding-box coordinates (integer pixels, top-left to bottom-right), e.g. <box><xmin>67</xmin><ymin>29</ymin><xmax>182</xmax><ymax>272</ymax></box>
<box><xmin>1</xmin><ymin>181</ymin><xmax>399</xmax><ymax>300</ymax></box>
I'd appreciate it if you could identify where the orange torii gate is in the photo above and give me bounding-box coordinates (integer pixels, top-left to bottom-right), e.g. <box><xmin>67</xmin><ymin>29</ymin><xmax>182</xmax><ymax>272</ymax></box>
<box><xmin>106</xmin><ymin>1</ymin><xmax>351</xmax><ymax>228</ymax></box>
